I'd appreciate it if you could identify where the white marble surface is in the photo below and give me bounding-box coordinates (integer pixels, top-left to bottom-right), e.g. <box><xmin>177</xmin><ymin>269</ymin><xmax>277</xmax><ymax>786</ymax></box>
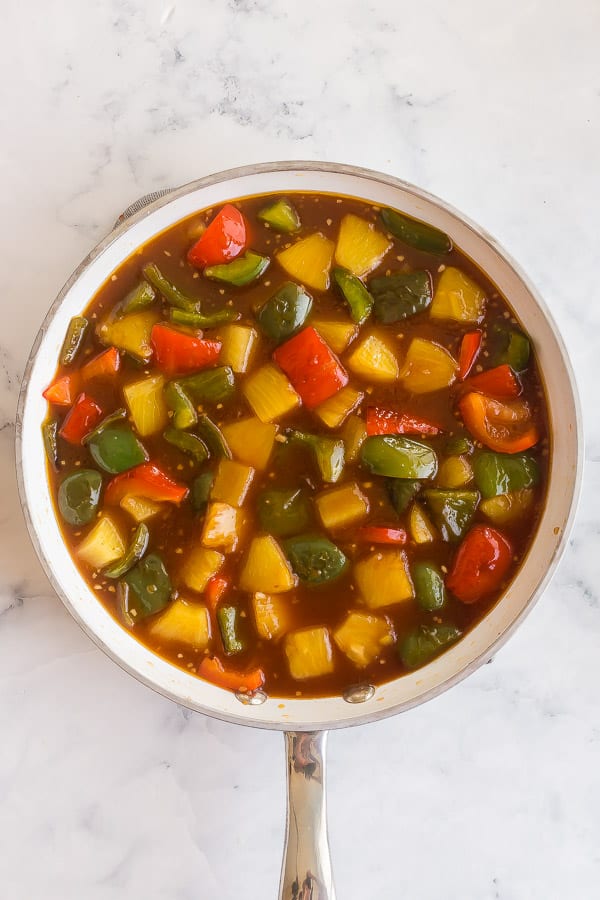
<box><xmin>1</xmin><ymin>1</ymin><xmax>598</xmax><ymax>897</ymax></box>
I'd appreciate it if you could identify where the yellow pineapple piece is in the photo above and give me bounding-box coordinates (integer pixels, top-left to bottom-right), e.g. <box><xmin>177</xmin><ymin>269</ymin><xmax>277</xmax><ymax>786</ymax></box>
<box><xmin>314</xmin><ymin>385</ymin><xmax>364</xmax><ymax>429</ymax></box>
<box><xmin>123</xmin><ymin>373</ymin><xmax>168</xmax><ymax>436</ymax></box>
<box><xmin>276</xmin><ymin>233</ymin><xmax>335</xmax><ymax>291</ymax></box>
<box><xmin>149</xmin><ymin>598</ymin><xmax>211</xmax><ymax>648</ymax></box>
<box><xmin>218</xmin><ymin>324</ymin><xmax>258</xmax><ymax>373</ymax></box>
<box><xmin>335</xmin><ymin>214</ymin><xmax>392</xmax><ymax>277</ymax></box>
<box><xmin>285</xmin><ymin>626</ymin><xmax>334</xmax><ymax>679</ymax></box>
<box><xmin>312</xmin><ymin>319</ymin><xmax>358</xmax><ymax>354</ymax></box>
<box><xmin>211</xmin><ymin>459</ymin><xmax>255</xmax><ymax>507</ymax></box>
<box><xmin>354</xmin><ymin>549</ymin><xmax>414</xmax><ymax>608</ymax></box>
<box><xmin>76</xmin><ymin>515</ymin><xmax>126</xmax><ymax>570</ymax></box>
<box><xmin>430</xmin><ymin>267</ymin><xmax>486</xmax><ymax>323</ymax></box>
<box><xmin>120</xmin><ymin>495</ymin><xmax>163</xmax><ymax>522</ymax></box>
<box><xmin>181</xmin><ymin>546</ymin><xmax>225</xmax><ymax>592</ymax></box>
<box><xmin>252</xmin><ymin>592</ymin><xmax>291</xmax><ymax>640</ymax></box>
<box><xmin>437</xmin><ymin>456</ymin><xmax>473</xmax><ymax>488</ymax></box>
<box><xmin>400</xmin><ymin>338</ymin><xmax>457</xmax><ymax>393</ymax></box>
<box><xmin>347</xmin><ymin>333</ymin><xmax>399</xmax><ymax>382</ymax></box>
<box><xmin>201</xmin><ymin>502</ymin><xmax>240</xmax><ymax>553</ymax></box>
<box><xmin>97</xmin><ymin>310</ymin><xmax>160</xmax><ymax>362</ymax></box>
<box><xmin>243</xmin><ymin>363</ymin><xmax>300</xmax><ymax>423</ymax></box>
<box><xmin>480</xmin><ymin>489</ymin><xmax>534</xmax><ymax>525</ymax></box>
<box><xmin>341</xmin><ymin>414</ymin><xmax>367</xmax><ymax>462</ymax></box>
<box><xmin>315</xmin><ymin>482</ymin><xmax>370</xmax><ymax>531</ymax></box>
<box><xmin>333</xmin><ymin>611</ymin><xmax>395</xmax><ymax>667</ymax></box>
<box><xmin>409</xmin><ymin>502</ymin><xmax>437</xmax><ymax>544</ymax></box>
<box><xmin>222</xmin><ymin>416</ymin><xmax>278</xmax><ymax>470</ymax></box>
<box><xmin>239</xmin><ymin>535</ymin><xmax>296</xmax><ymax>593</ymax></box>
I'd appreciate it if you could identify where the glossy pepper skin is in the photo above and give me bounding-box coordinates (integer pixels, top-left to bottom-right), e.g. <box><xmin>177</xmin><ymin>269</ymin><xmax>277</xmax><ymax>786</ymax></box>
<box><xmin>59</xmin><ymin>393</ymin><xmax>103</xmax><ymax>444</ymax></box>
<box><xmin>198</xmin><ymin>655</ymin><xmax>265</xmax><ymax>693</ymax></box>
<box><xmin>459</xmin><ymin>392</ymin><xmax>539</xmax><ymax>454</ymax></box>
<box><xmin>463</xmin><ymin>364</ymin><xmax>521</xmax><ymax>399</ymax></box>
<box><xmin>187</xmin><ymin>204</ymin><xmax>247</xmax><ymax>268</ymax></box>
<box><xmin>366</xmin><ymin>406</ymin><xmax>440</xmax><ymax>437</ymax></box>
<box><xmin>457</xmin><ymin>330</ymin><xmax>482</xmax><ymax>380</ymax></box>
<box><xmin>273</xmin><ymin>326</ymin><xmax>348</xmax><ymax>408</ymax></box>
<box><xmin>105</xmin><ymin>462</ymin><xmax>189</xmax><ymax>505</ymax></box>
<box><xmin>151</xmin><ymin>323</ymin><xmax>222</xmax><ymax>376</ymax></box>
<box><xmin>446</xmin><ymin>524</ymin><xmax>513</xmax><ymax>603</ymax></box>
<box><xmin>473</xmin><ymin>451</ymin><xmax>539</xmax><ymax>499</ymax></box>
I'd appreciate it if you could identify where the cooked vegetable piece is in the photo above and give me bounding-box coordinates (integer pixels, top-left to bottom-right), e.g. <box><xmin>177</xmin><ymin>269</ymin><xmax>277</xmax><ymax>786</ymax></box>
<box><xmin>387</xmin><ymin>478</ymin><xmax>421</xmax><ymax>515</ymax></box>
<box><xmin>334</xmin><ymin>612</ymin><xmax>394</xmax><ymax>667</ymax></box>
<box><xmin>315</xmin><ymin>482</ymin><xmax>369</xmax><ymax>531</ymax></box>
<box><xmin>366</xmin><ymin>406</ymin><xmax>440</xmax><ymax>436</ymax></box>
<box><xmin>341</xmin><ymin>414</ymin><xmax>367</xmax><ymax>463</ymax></box>
<box><xmin>169</xmin><ymin>307</ymin><xmax>240</xmax><ymax>328</ymax></box>
<box><xmin>422</xmin><ymin>489</ymin><xmax>479</xmax><ymax>542</ymax></box>
<box><xmin>164</xmin><ymin>380</ymin><xmax>198</xmax><ymax>430</ymax></box>
<box><xmin>287</xmin><ymin>430</ymin><xmax>345</xmax><ymax>483</ymax></box>
<box><xmin>205</xmin><ymin>575</ymin><xmax>230</xmax><ymax>611</ymax></box>
<box><xmin>273</xmin><ymin>326</ymin><xmax>348</xmax><ymax>408</ymax></box>
<box><xmin>58</xmin><ymin>469</ymin><xmax>103</xmax><ymax>526</ymax></box>
<box><xmin>87</xmin><ymin>424</ymin><xmax>148</xmax><ymax>473</ymax></box>
<box><xmin>444</xmin><ymin>435</ymin><xmax>474</xmax><ymax>456</ymax></box>
<box><xmin>163</xmin><ymin>427</ymin><xmax>209</xmax><ymax>463</ymax></box>
<box><xmin>357</xmin><ymin>525</ymin><xmax>407</xmax><ymax>545</ymax></box>
<box><xmin>218</xmin><ymin>324</ymin><xmax>258</xmax><ymax>373</ymax></box>
<box><xmin>217</xmin><ymin>606</ymin><xmax>245</xmax><ymax>654</ymax></box>
<box><xmin>361</xmin><ymin>436</ymin><xmax>438</xmax><ymax>479</ymax></box>
<box><xmin>495</xmin><ymin>329</ymin><xmax>531</xmax><ymax>372</ymax></box>
<box><xmin>121</xmin><ymin>281</ymin><xmax>156</xmax><ymax>315</ymax></box>
<box><xmin>332</xmin><ymin>266</ymin><xmax>374</xmax><ymax>324</ymax></box>
<box><xmin>400</xmin><ymin>338</ymin><xmax>457</xmax><ymax>394</ymax></box>
<box><xmin>312</xmin><ymin>319</ymin><xmax>358</xmax><ymax>354</ymax></box>
<box><xmin>479</xmin><ymin>488</ymin><xmax>535</xmax><ymax>525</ymax></box>
<box><xmin>258</xmin><ymin>197</ymin><xmax>301</xmax><ymax>233</ymax></box>
<box><xmin>181</xmin><ymin>546</ymin><xmax>225</xmax><ymax>592</ymax></box>
<box><xmin>464</xmin><ymin>364</ymin><xmax>521</xmax><ymax>399</ymax></box>
<box><xmin>59</xmin><ymin>393</ymin><xmax>103</xmax><ymax>444</ymax></box>
<box><xmin>412</xmin><ymin>561</ymin><xmax>447</xmax><ymax>611</ymax></box>
<box><xmin>409</xmin><ymin>502</ymin><xmax>437</xmax><ymax>544</ymax></box>
<box><xmin>458</xmin><ymin>330</ymin><xmax>482</xmax><ymax>380</ymax></box>
<box><xmin>187</xmin><ymin>204</ymin><xmax>247</xmax><ymax>268</ymax></box>
<box><xmin>239</xmin><ymin>535</ymin><xmax>296</xmax><ymax>593</ymax></box>
<box><xmin>257</xmin><ymin>282</ymin><xmax>312</xmax><ymax>342</ymax></box>
<box><xmin>104</xmin><ymin>523</ymin><xmax>150</xmax><ymax>578</ymax></box>
<box><xmin>459</xmin><ymin>393</ymin><xmax>540</xmax><ymax>454</ymax></box>
<box><xmin>285</xmin><ymin>627</ymin><xmax>334</xmax><ymax>679</ymax></box>
<box><xmin>150</xmin><ymin>598</ymin><xmax>210</xmax><ymax>647</ymax></box>
<box><xmin>335</xmin><ymin>214</ymin><xmax>391</xmax><ymax>277</ymax></box>
<box><xmin>201</xmin><ymin>501</ymin><xmax>240</xmax><ymax>553</ymax></box>
<box><xmin>177</xmin><ymin>366</ymin><xmax>236</xmax><ymax>406</ymax></box>
<box><xmin>380</xmin><ymin>207</ymin><xmax>452</xmax><ymax>254</ymax></box>
<box><xmin>211</xmin><ymin>459</ymin><xmax>255</xmax><ymax>507</ymax></box>
<box><xmin>314</xmin><ymin>386</ymin><xmax>364</xmax><ymax>429</ymax></box>
<box><xmin>436</xmin><ymin>456</ymin><xmax>473</xmax><ymax>488</ymax></box>
<box><xmin>43</xmin><ymin>420</ymin><xmax>59</xmax><ymax>470</ymax></box>
<box><xmin>198</xmin><ymin>656</ymin><xmax>265</xmax><ymax>693</ymax></box>
<box><xmin>473</xmin><ymin>451</ymin><xmax>539</xmax><ymax>498</ymax></box>
<box><xmin>191</xmin><ymin>472</ymin><xmax>215</xmax><ymax>513</ymax></box>
<box><xmin>105</xmin><ymin>462</ymin><xmax>188</xmax><ymax>505</ymax></box>
<box><xmin>60</xmin><ymin>316</ymin><xmax>89</xmax><ymax>366</ymax></box>
<box><xmin>151</xmin><ymin>323</ymin><xmax>221</xmax><ymax>375</ymax></box>
<box><xmin>370</xmin><ymin>271</ymin><xmax>432</xmax><ymax>322</ymax></box>
<box><xmin>400</xmin><ymin>624</ymin><xmax>461</xmax><ymax>668</ymax></box>
<box><xmin>196</xmin><ymin>414</ymin><xmax>232</xmax><ymax>459</ymax></box>
<box><xmin>257</xmin><ymin>487</ymin><xmax>312</xmax><ymax>537</ymax></box>
<box><xmin>143</xmin><ymin>263</ymin><xmax>199</xmax><ymax>312</ymax></box>
<box><xmin>446</xmin><ymin>524</ymin><xmax>513</xmax><ymax>603</ymax></box>
<box><xmin>243</xmin><ymin>363</ymin><xmax>300</xmax><ymax>423</ymax></box>
<box><xmin>204</xmin><ymin>251</ymin><xmax>270</xmax><ymax>286</ymax></box>
<box><xmin>76</xmin><ymin>515</ymin><xmax>125</xmax><ymax>569</ymax></box>
<box><xmin>347</xmin><ymin>333</ymin><xmax>399</xmax><ymax>382</ymax></box>
<box><xmin>123</xmin><ymin>373</ymin><xmax>168</xmax><ymax>436</ymax></box>
<box><xmin>81</xmin><ymin>347</ymin><xmax>121</xmax><ymax>381</ymax></box>
<box><xmin>430</xmin><ymin>267</ymin><xmax>485</xmax><ymax>323</ymax></box>
<box><xmin>283</xmin><ymin>535</ymin><xmax>347</xmax><ymax>586</ymax></box>
<box><xmin>221</xmin><ymin>416</ymin><xmax>277</xmax><ymax>469</ymax></box>
<box><xmin>97</xmin><ymin>310</ymin><xmax>160</xmax><ymax>361</ymax></box>
<box><xmin>252</xmin><ymin>592</ymin><xmax>291</xmax><ymax>640</ymax></box>
<box><xmin>276</xmin><ymin>232</ymin><xmax>335</xmax><ymax>291</ymax></box>
<box><xmin>120</xmin><ymin>553</ymin><xmax>172</xmax><ymax>618</ymax></box>
<box><xmin>354</xmin><ymin>549</ymin><xmax>414</xmax><ymax>608</ymax></box>
<box><xmin>43</xmin><ymin>375</ymin><xmax>77</xmax><ymax>406</ymax></box>
<box><xmin>120</xmin><ymin>494</ymin><xmax>163</xmax><ymax>522</ymax></box>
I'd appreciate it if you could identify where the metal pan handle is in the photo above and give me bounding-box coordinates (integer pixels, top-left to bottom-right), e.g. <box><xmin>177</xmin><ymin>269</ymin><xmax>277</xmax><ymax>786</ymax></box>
<box><xmin>279</xmin><ymin>731</ymin><xmax>335</xmax><ymax>900</ymax></box>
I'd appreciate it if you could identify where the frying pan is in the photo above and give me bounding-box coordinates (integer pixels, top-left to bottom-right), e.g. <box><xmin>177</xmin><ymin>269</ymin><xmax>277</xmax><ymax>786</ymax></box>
<box><xmin>16</xmin><ymin>162</ymin><xmax>582</xmax><ymax>899</ymax></box>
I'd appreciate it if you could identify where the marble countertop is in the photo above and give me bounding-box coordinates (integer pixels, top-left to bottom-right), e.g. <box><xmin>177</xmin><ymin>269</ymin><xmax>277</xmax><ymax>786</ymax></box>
<box><xmin>1</xmin><ymin>1</ymin><xmax>599</xmax><ymax>897</ymax></box>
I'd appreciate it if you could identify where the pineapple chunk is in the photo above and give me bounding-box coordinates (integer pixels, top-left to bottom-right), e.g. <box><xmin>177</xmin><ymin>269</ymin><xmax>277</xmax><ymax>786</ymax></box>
<box><xmin>335</xmin><ymin>214</ymin><xmax>392</xmax><ymax>277</ymax></box>
<box><xmin>314</xmin><ymin>386</ymin><xmax>364</xmax><ymax>429</ymax></box>
<box><xmin>211</xmin><ymin>458</ymin><xmax>255</xmax><ymax>507</ymax></box>
<box><xmin>201</xmin><ymin>501</ymin><xmax>240</xmax><ymax>553</ymax></box>
<box><xmin>354</xmin><ymin>549</ymin><xmax>414</xmax><ymax>608</ymax></box>
<box><xmin>120</xmin><ymin>494</ymin><xmax>163</xmax><ymax>522</ymax></box>
<box><xmin>218</xmin><ymin>324</ymin><xmax>258</xmax><ymax>373</ymax></box>
<box><xmin>97</xmin><ymin>310</ymin><xmax>160</xmax><ymax>362</ymax></box>
<box><xmin>480</xmin><ymin>488</ymin><xmax>534</xmax><ymax>525</ymax></box>
<box><xmin>276</xmin><ymin>233</ymin><xmax>335</xmax><ymax>291</ymax></box>
<box><xmin>312</xmin><ymin>320</ymin><xmax>358</xmax><ymax>355</ymax></box>
<box><xmin>334</xmin><ymin>611</ymin><xmax>395</xmax><ymax>667</ymax></box>
<box><xmin>149</xmin><ymin>598</ymin><xmax>211</xmax><ymax>647</ymax></box>
<box><xmin>239</xmin><ymin>535</ymin><xmax>296</xmax><ymax>593</ymax></box>
<box><xmin>341</xmin><ymin>414</ymin><xmax>367</xmax><ymax>462</ymax></box>
<box><xmin>315</xmin><ymin>482</ymin><xmax>370</xmax><ymax>531</ymax></box>
<box><xmin>430</xmin><ymin>267</ymin><xmax>486</xmax><ymax>323</ymax></box>
<box><xmin>222</xmin><ymin>416</ymin><xmax>278</xmax><ymax>469</ymax></box>
<box><xmin>243</xmin><ymin>363</ymin><xmax>301</xmax><ymax>423</ymax></box>
<box><xmin>409</xmin><ymin>502</ymin><xmax>436</xmax><ymax>544</ymax></box>
<box><xmin>437</xmin><ymin>456</ymin><xmax>473</xmax><ymax>488</ymax></box>
<box><xmin>400</xmin><ymin>338</ymin><xmax>457</xmax><ymax>393</ymax></box>
<box><xmin>181</xmin><ymin>546</ymin><xmax>225</xmax><ymax>592</ymax></box>
<box><xmin>123</xmin><ymin>373</ymin><xmax>168</xmax><ymax>436</ymax></box>
<box><xmin>252</xmin><ymin>592</ymin><xmax>291</xmax><ymax>640</ymax></box>
<box><xmin>76</xmin><ymin>515</ymin><xmax>125</xmax><ymax>569</ymax></box>
<box><xmin>347</xmin><ymin>333</ymin><xmax>399</xmax><ymax>383</ymax></box>
<box><xmin>285</xmin><ymin>626</ymin><xmax>334</xmax><ymax>680</ymax></box>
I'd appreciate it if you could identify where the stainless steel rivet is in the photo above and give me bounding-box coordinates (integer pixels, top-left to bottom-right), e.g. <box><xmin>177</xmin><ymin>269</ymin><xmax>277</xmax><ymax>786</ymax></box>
<box><xmin>235</xmin><ymin>689</ymin><xmax>268</xmax><ymax>705</ymax></box>
<box><xmin>342</xmin><ymin>683</ymin><xmax>375</xmax><ymax>704</ymax></box>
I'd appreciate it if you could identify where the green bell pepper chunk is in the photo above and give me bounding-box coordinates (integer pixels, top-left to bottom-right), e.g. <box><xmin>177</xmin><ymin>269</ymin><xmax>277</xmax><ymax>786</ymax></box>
<box><xmin>287</xmin><ymin>430</ymin><xmax>345</xmax><ymax>483</ymax></box>
<box><xmin>473</xmin><ymin>452</ymin><xmax>539</xmax><ymax>499</ymax></box>
<box><xmin>257</xmin><ymin>198</ymin><xmax>301</xmax><ymax>233</ymax></box>
<box><xmin>400</xmin><ymin>624</ymin><xmax>462</xmax><ymax>669</ymax></box>
<box><xmin>60</xmin><ymin>316</ymin><xmax>89</xmax><ymax>366</ymax></box>
<box><xmin>283</xmin><ymin>534</ymin><xmax>347</xmax><ymax>586</ymax></box>
<box><xmin>164</xmin><ymin>381</ymin><xmax>198</xmax><ymax>430</ymax></box>
<box><xmin>191</xmin><ymin>471</ymin><xmax>214</xmax><ymax>513</ymax></box>
<box><xmin>332</xmin><ymin>267</ymin><xmax>373</xmax><ymax>324</ymax></box>
<box><xmin>492</xmin><ymin>326</ymin><xmax>531</xmax><ymax>372</ymax></box>
<box><xmin>204</xmin><ymin>252</ymin><xmax>270</xmax><ymax>286</ymax></box>
<box><xmin>361</xmin><ymin>436</ymin><xmax>437</xmax><ymax>479</ymax></box>
<box><xmin>58</xmin><ymin>469</ymin><xmax>102</xmax><ymax>526</ymax></box>
<box><xmin>380</xmin><ymin>207</ymin><xmax>452</xmax><ymax>254</ymax></box>
<box><xmin>412</xmin><ymin>562</ymin><xmax>447</xmax><ymax>611</ymax></box>
<box><xmin>163</xmin><ymin>427</ymin><xmax>209</xmax><ymax>463</ymax></box>
<box><xmin>370</xmin><ymin>271</ymin><xmax>432</xmax><ymax>322</ymax></box>
<box><xmin>217</xmin><ymin>606</ymin><xmax>245</xmax><ymax>655</ymax></box>
<box><xmin>386</xmin><ymin>478</ymin><xmax>422</xmax><ymax>515</ymax></box>
<box><xmin>257</xmin><ymin>282</ymin><xmax>313</xmax><ymax>342</ymax></box>
<box><xmin>119</xmin><ymin>553</ymin><xmax>172</xmax><ymax>621</ymax></box>
<box><xmin>197</xmin><ymin>414</ymin><xmax>232</xmax><ymax>459</ymax></box>
<box><xmin>121</xmin><ymin>281</ymin><xmax>156</xmax><ymax>315</ymax></box>
<box><xmin>444</xmin><ymin>435</ymin><xmax>474</xmax><ymax>456</ymax></box>
<box><xmin>104</xmin><ymin>523</ymin><xmax>150</xmax><ymax>578</ymax></box>
<box><xmin>86</xmin><ymin>419</ymin><xmax>148</xmax><ymax>474</ymax></box>
<box><xmin>257</xmin><ymin>487</ymin><xmax>312</xmax><ymax>537</ymax></box>
<box><xmin>142</xmin><ymin>263</ymin><xmax>200</xmax><ymax>313</ymax></box>
<box><xmin>43</xmin><ymin>419</ymin><xmax>59</xmax><ymax>470</ymax></box>
<box><xmin>422</xmin><ymin>489</ymin><xmax>479</xmax><ymax>542</ymax></box>
<box><xmin>169</xmin><ymin>307</ymin><xmax>240</xmax><ymax>328</ymax></box>
<box><xmin>177</xmin><ymin>366</ymin><xmax>236</xmax><ymax>405</ymax></box>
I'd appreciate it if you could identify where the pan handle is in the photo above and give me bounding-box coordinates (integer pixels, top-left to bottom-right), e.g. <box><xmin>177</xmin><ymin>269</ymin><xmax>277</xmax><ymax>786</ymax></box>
<box><xmin>279</xmin><ymin>731</ymin><xmax>335</xmax><ymax>900</ymax></box>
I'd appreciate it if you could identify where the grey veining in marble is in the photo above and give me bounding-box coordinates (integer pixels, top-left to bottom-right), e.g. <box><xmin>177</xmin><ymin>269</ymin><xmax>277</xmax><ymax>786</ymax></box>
<box><xmin>1</xmin><ymin>1</ymin><xmax>599</xmax><ymax>898</ymax></box>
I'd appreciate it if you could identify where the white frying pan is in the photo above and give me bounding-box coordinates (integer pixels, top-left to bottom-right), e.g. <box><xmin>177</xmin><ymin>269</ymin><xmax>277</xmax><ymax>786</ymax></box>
<box><xmin>16</xmin><ymin>162</ymin><xmax>582</xmax><ymax>899</ymax></box>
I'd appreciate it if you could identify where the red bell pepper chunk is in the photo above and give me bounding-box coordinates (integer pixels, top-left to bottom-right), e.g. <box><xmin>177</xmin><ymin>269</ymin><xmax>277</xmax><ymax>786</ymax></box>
<box><xmin>446</xmin><ymin>524</ymin><xmax>513</xmax><ymax>604</ymax></box>
<box><xmin>104</xmin><ymin>462</ymin><xmax>189</xmax><ymax>505</ymax></box>
<box><xmin>205</xmin><ymin>575</ymin><xmax>230</xmax><ymax>612</ymax></box>
<box><xmin>151</xmin><ymin>323</ymin><xmax>221</xmax><ymax>375</ymax></box>
<box><xmin>463</xmin><ymin>364</ymin><xmax>521</xmax><ymax>398</ymax></box>
<box><xmin>366</xmin><ymin>406</ymin><xmax>440</xmax><ymax>436</ymax></box>
<box><xmin>43</xmin><ymin>374</ymin><xmax>78</xmax><ymax>406</ymax></box>
<box><xmin>58</xmin><ymin>393</ymin><xmax>103</xmax><ymax>444</ymax></box>
<box><xmin>272</xmin><ymin>326</ymin><xmax>348</xmax><ymax>409</ymax></box>
<box><xmin>457</xmin><ymin>330</ymin><xmax>482</xmax><ymax>380</ymax></box>
<box><xmin>198</xmin><ymin>656</ymin><xmax>265</xmax><ymax>693</ymax></box>
<box><xmin>187</xmin><ymin>204</ymin><xmax>247</xmax><ymax>268</ymax></box>
<box><xmin>459</xmin><ymin>392</ymin><xmax>539</xmax><ymax>454</ymax></box>
<box><xmin>81</xmin><ymin>347</ymin><xmax>121</xmax><ymax>381</ymax></box>
<box><xmin>357</xmin><ymin>525</ymin><xmax>408</xmax><ymax>545</ymax></box>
